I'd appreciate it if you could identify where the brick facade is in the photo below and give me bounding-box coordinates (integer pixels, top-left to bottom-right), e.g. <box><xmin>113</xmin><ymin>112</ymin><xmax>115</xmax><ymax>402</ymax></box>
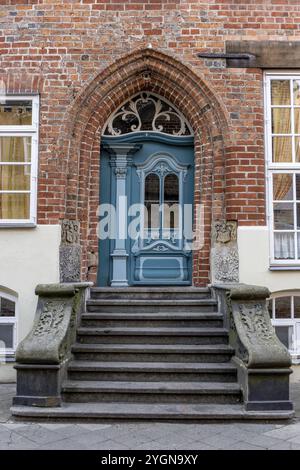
<box><xmin>1</xmin><ymin>0</ymin><xmax>298</xmax><ymax>285</ymax></box>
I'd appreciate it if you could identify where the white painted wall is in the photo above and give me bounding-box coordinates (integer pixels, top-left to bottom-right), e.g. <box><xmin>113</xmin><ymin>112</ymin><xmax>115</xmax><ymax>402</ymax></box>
<box><xmin>0</xmin><ymin>225</ymin><xmax>60</xmax><ymax>382</ymax></box>
<box><xmin>238</xmin><ymin>226</ymin><xmax>300</xmax><ymax>292</ymax></box>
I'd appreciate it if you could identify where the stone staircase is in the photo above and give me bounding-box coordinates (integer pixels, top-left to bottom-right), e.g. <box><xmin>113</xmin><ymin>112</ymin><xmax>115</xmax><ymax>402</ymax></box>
<box><xmin>61</xmin><ymin>287</ymin><xmax>241</xmax><ymax>410</ymax></box>
<box><xmin>11</xmin><ymin>286</ymin><xmax>294</xmax><ymax>421</ymax></box>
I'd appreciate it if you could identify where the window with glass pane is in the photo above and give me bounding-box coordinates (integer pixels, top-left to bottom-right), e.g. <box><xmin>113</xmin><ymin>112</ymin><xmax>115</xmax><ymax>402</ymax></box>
<box><xmin>0</xmin><ymin>296</ymin><xmax>15</xmax><ymax>317</ymax></box>
<box><xmin>144</xmin><ymin>173</ymin><xmax>160</xmax><ymax>230</ymax></box>
<box><xmin>270</xmin><ymin>293</ymin><xmax>300</xmax><ymax>357</ymax></box>
<box><xmin>274</xmin><ymin>297</ymin><xmax>291</xmax><ymax>319</ymax></box>
<box><xmin>163</xmin><ymin>173</ymin><xmax>179</xmax><ymax>230</ymax></box>
<box><xmin>0</xmin><ymin>96</ymin><xmax>37</xmax><ymax>223</ymax></box>
<box><xmin>267</xmin><ymin>75</ymin><xmax>300</xmax><ymax>262</ymax></box>
<box><xmin>0</xmin><ymin>294</ymin><xmax>16</xmax><ymax>354</ymax></box>
<box><xmin>0</xmin><ymin>100</ymin><xmax>32</xmax><ymax>126</ymax></box>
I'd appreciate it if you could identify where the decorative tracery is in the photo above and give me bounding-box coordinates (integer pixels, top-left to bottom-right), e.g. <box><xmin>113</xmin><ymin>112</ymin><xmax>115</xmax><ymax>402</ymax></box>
<box><xmin>103</xmin><ymin>93</ymin><xmax>193</xmax><ymax>137</ymax></box>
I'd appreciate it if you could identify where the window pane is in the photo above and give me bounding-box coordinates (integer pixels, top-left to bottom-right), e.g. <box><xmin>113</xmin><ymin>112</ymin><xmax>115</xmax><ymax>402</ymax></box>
<box><xmin>294</xmin><ymin>296</ymin><xmax>300</xmax><ymax>318</ymax></box>
<box><xmin>272</xmin><ymin>136</ymin><xmax>292</xmax><ymax>163</ymax></box>
<box><xmin>295</xmin><ymin>138</ymin><xmax>300</xmax><ymax>163</ymax></box>
<box><xmin>163</xmin><ymin>173</ymin><xmax>179</xmax><ymax>230</ymax></box>
<box><xmin>271</xmin><ymin>80</ymin><xmax>291</xmax><ymax>105</ymax></box>
<box><xmin>0</xmin><ymin>193</ymin><xmax>30</xmax><ymax>219</ymax></box>
<box><xmin>0</xmin><ymin>297</ymin><xmax>15</xmax><ymax>317</ymax></box>
<box><xmin>0</xmin><ymin>324</ymin><xmax>14</xmax><ymax>349</ymax></box>
<box><xmin>272</xmin><ymin>108</ymin><xmax>291</xmax><ymax>134</ymax></box>
<box><xmin>275</xmin><ymin>325</ymin><xmax>293</xmax><ymax>350</ymax></box>
<box><xmin>273</xmin><ymin>202</ymin><xmax>294</xmax><ymax>229</ymax></box>
<box><xmin>164</xmin><ymin>174</ymin><xmax>179</xmax><ymax>203</ymax></box>
<box><xmin>145</xmin><ymin>173</ymin><xmax>159</xmax><ymax>202</ymax></box>
<box><xmin>267</xmin><ymin>299</ymin><xmax>273</xmax><ymax>318</ymax></box>
<box><xmin>297</xmin><ymin>233</ymin><xmax>300</xmax><ymax>259</ymax></box>
<box><xmin>274</xmin><ymin>296</ymin><xmax>292</xmax><ymax>319</ymax></box>
<box><xmin>294</xmin><ymin>109</ymin><xmax>300</xmax><ymax>134</ymax></box>
<box><xmin>273</xmin><ymin>174</ymin><xmax>293</xmax><ymax>201</ymax></box>
<box><xmin>145</xmin><ymin>173</ymin><xmax>160</xmax><ymax>230</ymax></box>
<box><xmin>274</xmin><ymin>232</ymin><xmax>295</xmax><ymax>259</ymax></box>
<box><xmin>297</xmin><ymin>204</ymin><xmax>300</xmax><ymax>229</ymax></box>
<box><xmin>294</xmin><ymin>80</ymin><xmax>300</xmax><ymax>106</ymax></box>
<box><xmin>0</xmin><ymin>165</ymin><xmax>30</xmax><ymax>191</ymax></box>
<box><xmin>0</xmin><ymin>100</ymin><xmax>32</xmax><ymax>126</ymax></box>
<box><xmin>0</xmin><ymin>136</ymin><xmax>31</xmax><ymax>162</ymax></box>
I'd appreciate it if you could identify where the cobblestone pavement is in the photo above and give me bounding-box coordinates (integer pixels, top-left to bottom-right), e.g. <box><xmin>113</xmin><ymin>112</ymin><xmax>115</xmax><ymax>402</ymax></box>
<box><xmin>0</xmin><ymin>367</ymin><xmax>300</xmax><ymax>450</ymax></box>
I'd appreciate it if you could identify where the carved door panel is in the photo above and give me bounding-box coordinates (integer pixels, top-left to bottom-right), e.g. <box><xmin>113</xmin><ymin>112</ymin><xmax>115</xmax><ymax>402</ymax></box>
<box><xmin>98</xmin><ymin>136</ymin><xmax>194</xmax><ymax>286</ymax></box>
<box><xmin>129</xmin><ymin>138</ymin><xmax>194</xmax><ymax>285</ymax></box>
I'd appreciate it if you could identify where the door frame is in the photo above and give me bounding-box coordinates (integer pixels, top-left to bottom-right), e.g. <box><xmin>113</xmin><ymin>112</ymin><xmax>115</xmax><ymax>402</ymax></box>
<box><xmin>98</xmin><ymin>132</ymin><xmax>194</xmax><ymax>286</ymax></box>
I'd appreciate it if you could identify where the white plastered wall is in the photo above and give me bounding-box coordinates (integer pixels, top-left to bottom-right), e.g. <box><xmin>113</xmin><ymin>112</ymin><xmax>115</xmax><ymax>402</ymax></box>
<box><xmin>238</xmin><ymin>226</ymin><xmax>300</xmax><ymax>291</ymax></box>
<box><xmin>0</xmin><ymin>225</ymin><xmax>60</xmax><ymax>382</ymax></box>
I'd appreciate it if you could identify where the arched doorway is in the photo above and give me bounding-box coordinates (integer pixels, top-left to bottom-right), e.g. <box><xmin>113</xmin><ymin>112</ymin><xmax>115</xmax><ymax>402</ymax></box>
<box><xmin>98</xmin><ymin>92</ymin><xmax>194</xmax><ymax>286</ymax></box>
<box><xmin>58</xmin><ymin>48</ymin><xmax>229</xmax><ymax>287</ymax></box>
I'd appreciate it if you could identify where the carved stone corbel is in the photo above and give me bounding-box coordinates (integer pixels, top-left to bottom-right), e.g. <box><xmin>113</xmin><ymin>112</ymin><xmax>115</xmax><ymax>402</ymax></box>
<box><xmin>211</xmin><ymin>220</ymin><xmax>239</xmax><ymax>284</ymax></box>
<box><xmin>59</xmin><ymin>219</ymin><xmax>81</xmax><ymax>282</ymax></box>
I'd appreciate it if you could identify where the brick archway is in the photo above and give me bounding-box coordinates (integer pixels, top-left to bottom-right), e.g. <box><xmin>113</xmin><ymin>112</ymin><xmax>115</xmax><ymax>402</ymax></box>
<box><xmin>58</xmin><ymin>48</ymin><xmax>230</xmax><ymax>286</ymax></box>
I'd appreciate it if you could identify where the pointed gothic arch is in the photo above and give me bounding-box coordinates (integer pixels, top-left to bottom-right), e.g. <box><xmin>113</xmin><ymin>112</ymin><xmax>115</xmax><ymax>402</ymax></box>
<box><xmin>57</xmin><ymin>48</ymin><xmax>230</xmax><ymax>286</ymax></box>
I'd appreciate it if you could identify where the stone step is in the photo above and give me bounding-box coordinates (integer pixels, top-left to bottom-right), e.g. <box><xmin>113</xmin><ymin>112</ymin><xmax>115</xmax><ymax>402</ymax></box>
<box><xmin>76</xmin><ymin>327</ymin><xmax>228</xmax><ymax>345</ymax></box>
<box><xmin>86</xmin><ymin>299</ymin><xmax>218</xmax><ymax>313</ymax></box>
<box><xmin>67</xmin><ymin>361</ymin><xmax>237</xmax><ymax>382</ymax></box>
<box><xmin>71</xmin><ymin>343</ymin><xmax>235</xmax><ymax>363</ymax></box>
<box><xmin>90</xmin><ymin>287</ymin><xmax>211</xmax><ymax>301</ymax></box>
<box><xmin>11</xmin><ymin>402</ymin><xmax>295</xmax><ymax>422</ymax></box>
<box><xmin>80</xmin><ymin>312</ymin><xmax>223</xmax><ymax>328</ymax></box>
<box><xmin>62</xmin><ymin>380</ymin><xmax>242</xmax><ymax>404</ymax></box>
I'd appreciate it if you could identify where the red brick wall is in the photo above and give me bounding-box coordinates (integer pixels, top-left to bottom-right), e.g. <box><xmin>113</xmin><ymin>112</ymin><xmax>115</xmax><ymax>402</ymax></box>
<box><xmin>1</xmin><ymin>0</ymin><xmax>298</xmax><ymax>284</ymax></box>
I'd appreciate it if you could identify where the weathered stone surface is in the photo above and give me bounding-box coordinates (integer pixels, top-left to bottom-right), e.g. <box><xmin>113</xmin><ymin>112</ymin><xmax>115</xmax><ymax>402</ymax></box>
<box><xmin>59</xmin><ymin>219</ymin><xmax>81</xmax><ymax>282</ymax></box>
<box><xmin>212</xmin><ymin>283</ymin><xmax>293</xmax><ymax>412</ymax></box>
<box><xmin>61</xmin><ymin>220</ymin><xmax>80</xmax><ymax>245</ymax></box>
<box><xmin>226</xmin><ymin>40</ymin><xmax>300</xmax><ymax>68</ymax></box>
<box><xmin>14</xmin><ymin>283</ymin><xmax>92</xmax><ymax>407</ymax></box>
<box><xmin>211</xmin><ymin>221</ymin><xmax>239</xmax><ymax>284</ymax></box>
<box><xmin>16</xmin><ymin>283</ymin><xmax>91</xmax><ymax>365</ymax></box>
<box><xmin>229</xmin><ymin>285</ymin><xmax>291</xmax><ymax>369</ymax></box>
<box><xmin>59</xmin><ymin>245</ymin><xmax>81</xmax><ymax>283</ymax></box>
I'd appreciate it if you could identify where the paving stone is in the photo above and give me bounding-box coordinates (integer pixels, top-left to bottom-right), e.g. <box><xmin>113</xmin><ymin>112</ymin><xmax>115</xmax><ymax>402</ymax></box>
<box><xmin>77</xmin><ymin>423</ymin><xmax>111</xmax><ymax>432</ymax></box>
<box><xmin>228</xmin><ymin>442</ymin><xmax>265</xmax><ymax>450</ymax></box>
<box><xmin>217</xmin><ymin>428</ymin><xmax>285</xmax><ymax>449</ymax></box>
<box><xmin>72</xmin><ymin>430</ymin><xmax>138</xmax><ymax>446</ymax></box>
<box><xmin>12</xmin><ymin>425</ymin><xmax>70</xmax><ymax>445</ymax></box>
<box><xmin>37</xmin><ymin>438</ymin><xmax>88</xmax><ymax>450</ymax></box>
<box><xmin>88</xmin><ymin>439</ymin><xmax>131</xmax><ymax>450</ymax></box>
<box><xmin>0</xmin><ymin>431</ymin><xmax>39</xmax><ymax>449</ymax></box>
<box><xmin>44</xmin><ymin>424</ymin><xmax>102</xmax><ymax>439</ymax></box>
<box><xmin>268</xmin><ymin>442</ymin><xmax>300</xmax><ymax>450</ymax></box>
<box><xmin>264</xmin><ymin>423</ymin><xmax>300</xmax><ymax>440</ymax></box>
<box><xmin>236</xmin><ymin>423</ymin><xmax>278</xmax><ymax>433</ymax></box>
<box><xmin>198</xmin><ymin>434</ymin><xmax>240</xmax><ymax>449</ymax></box>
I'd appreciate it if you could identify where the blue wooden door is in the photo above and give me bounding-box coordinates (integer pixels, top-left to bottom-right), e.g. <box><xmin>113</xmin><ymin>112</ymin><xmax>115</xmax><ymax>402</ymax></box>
<box><xmin>98</xmin><ymin>134</ymin><xmax>194</xmax><ymax>286</ymax></box>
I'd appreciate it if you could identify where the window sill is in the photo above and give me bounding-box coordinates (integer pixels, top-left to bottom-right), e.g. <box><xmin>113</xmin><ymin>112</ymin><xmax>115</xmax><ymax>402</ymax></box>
<box><xmin>0</xmin><ymin>223</ymin><xmax>37</xmax><ymax>229</ymax></box>
<box><xmin>0</xmin><ymin>354</ymin><xmax>15</xmax><ymax>363</ymax></box>
<box><xmin>269</xmin><ymin>265</ymin><xmax>300</xmax><ymax>271</ymax></box>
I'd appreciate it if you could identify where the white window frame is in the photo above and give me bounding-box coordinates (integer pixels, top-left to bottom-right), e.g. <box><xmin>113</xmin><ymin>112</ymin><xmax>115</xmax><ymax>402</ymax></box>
<box><xmin>265</xmin><ymin>72</ymin><xmax>300</xmax><ymax>266</ymax></box>
<box><xmin>269</xmin><ymin>291</ymin><xmax>300</xmax><ymax>363</ymax></box>
<box><xmin>0</xmin><ymin>95</ymin><xmax>39</xmax><ymax>227</ymax></box>
<box><xmin>0</xmin><ymin>291</ymin><xmax>17</xmax><ymax>358</ymax></box>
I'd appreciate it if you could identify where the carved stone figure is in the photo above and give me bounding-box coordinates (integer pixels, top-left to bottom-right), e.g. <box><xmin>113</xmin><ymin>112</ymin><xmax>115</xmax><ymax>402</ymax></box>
<box><xmin>213</xmin><ymin>220</ymin><xmax>237</xmax><ymax>244</ymax></box>
<box><xmin>60</xmin><ymin>219</ymin><xmax>81</xmax><ymax>282</ymax></box>
<box><xmin>61</xmin><ymin>219</ymin><xmax>80</xmax><ymax>245</ymax></box>
<box><xmin>211</xmin><ymin>220</ymin><xmax>239</xmax><ymax>284</ymax></box>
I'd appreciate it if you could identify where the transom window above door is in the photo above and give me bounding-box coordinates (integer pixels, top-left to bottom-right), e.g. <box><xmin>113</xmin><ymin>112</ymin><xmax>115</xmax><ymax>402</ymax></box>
<box><xmin>103</xmin><ymin>92</ymin><xmax>193</xmax><ymax>137</ymax></box>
